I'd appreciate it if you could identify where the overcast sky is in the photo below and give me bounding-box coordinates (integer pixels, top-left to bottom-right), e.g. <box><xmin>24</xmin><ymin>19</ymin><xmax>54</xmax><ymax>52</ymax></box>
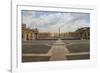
<box><xmin>22</xmin><ymin>10</ymin><xmax>90</xmax><ymax>32</ymax></box>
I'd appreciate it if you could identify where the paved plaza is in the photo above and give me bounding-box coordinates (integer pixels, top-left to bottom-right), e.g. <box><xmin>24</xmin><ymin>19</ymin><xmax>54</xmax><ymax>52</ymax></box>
<box><xmin>22</xmin><ymin>39</ymin><xmax>90</xmax><ymax>62</ymax></box>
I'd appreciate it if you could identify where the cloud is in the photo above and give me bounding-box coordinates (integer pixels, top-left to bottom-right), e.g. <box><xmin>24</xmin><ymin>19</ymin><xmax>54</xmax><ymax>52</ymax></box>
<box><xmin>22</xmin><ymin>10</ymin><xmax>90</xmax><ymax>32</ymax></box>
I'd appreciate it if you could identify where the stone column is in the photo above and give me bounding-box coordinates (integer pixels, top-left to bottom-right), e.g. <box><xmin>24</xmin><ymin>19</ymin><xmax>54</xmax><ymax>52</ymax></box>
<box><xmin>28</xmin><ymin>33</ymin><xmax>31</xmax><ymax>40</ymax></box>
<box><xmin>86</xmin><ymin>31</ymin><xmax>89</xmax><ymax>39</ymax></box>
<box><xmin>32</xmin><ymin>33</ymin><xmax>35</xmax><ymax>40</ymax></box>
<box><xmin>23</xmin><ymin>32</ymin><xmax>27</xmax><ymax>41</ymax></box>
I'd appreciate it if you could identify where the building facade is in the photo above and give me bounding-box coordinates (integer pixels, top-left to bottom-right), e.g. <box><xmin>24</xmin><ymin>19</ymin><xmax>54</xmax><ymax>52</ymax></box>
<box><xmin>22</xmin><ymin>24</ymin><xmax>38</xmax><ymax>41</ymax></box>
<box><xmin>22</xmin><ymin>24</ymin><xmax>90</xmax><ymax>40</ymax></box>
<box><xmin>75</xmin><ymin>27</ymin><xmax>90</xmax><ymax>40</ymax></box>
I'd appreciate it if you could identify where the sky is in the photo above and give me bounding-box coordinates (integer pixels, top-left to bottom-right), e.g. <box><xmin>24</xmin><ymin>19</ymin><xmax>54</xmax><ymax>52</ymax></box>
<box><xmin>22</xmin><ymin>10</ymin><xmax>90</xmax><ymax>32</ymax></box>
